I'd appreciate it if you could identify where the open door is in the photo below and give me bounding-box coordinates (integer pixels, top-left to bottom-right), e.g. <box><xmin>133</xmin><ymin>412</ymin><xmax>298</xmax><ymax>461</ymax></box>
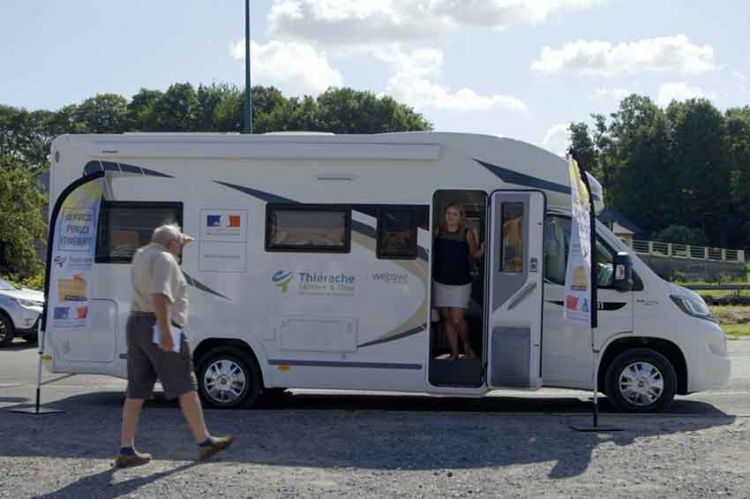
<box><xmin>486</xmin><ymin>190</ymin><xmax>545</xmax><ymax>388</ymax></box>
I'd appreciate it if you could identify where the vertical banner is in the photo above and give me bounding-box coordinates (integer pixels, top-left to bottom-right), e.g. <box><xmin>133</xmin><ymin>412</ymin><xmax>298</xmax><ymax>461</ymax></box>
<box><xmin>46</xmin><ymin>180</ymin><xmax>103</xmax><ymax>330</ymax></box>
<box><xmin>563</xmin><ymin>157</ymin><xmax>593</xmax><ymax>327</ymax></box>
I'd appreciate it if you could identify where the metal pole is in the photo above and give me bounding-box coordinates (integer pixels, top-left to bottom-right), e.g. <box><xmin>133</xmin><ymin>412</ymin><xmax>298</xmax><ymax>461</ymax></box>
<box><xmin>243</xmin><ymin>0</ymin><xmax>252</xmax><ymax>134</ymax></box>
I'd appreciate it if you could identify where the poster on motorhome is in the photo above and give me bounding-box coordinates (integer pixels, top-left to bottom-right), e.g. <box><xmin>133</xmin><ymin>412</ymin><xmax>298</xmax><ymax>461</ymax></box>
<box><xmin>563</xmin><ymin>157</ymin><xmax>592</xmax><ymax>327</ymax></box>
<box><xmin>47</xmin><ymin>180</ymin><xmax>103</xmax><ymax>330</ymax></box>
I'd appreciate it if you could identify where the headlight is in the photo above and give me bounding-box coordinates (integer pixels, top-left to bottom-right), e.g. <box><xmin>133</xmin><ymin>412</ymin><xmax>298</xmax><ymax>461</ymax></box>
<box><xmin>15</xmin><ymin>298</ymin><xmax>43</xmax><ymax>308</ymax></box>
<box><xmin>670</xmin><ymin>294</ymin><xmax>716</xmax><ymax>322</ymax></box>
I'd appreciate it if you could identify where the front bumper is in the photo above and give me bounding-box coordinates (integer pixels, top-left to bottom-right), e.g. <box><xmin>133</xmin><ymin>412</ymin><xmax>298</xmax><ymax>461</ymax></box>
<box><xmin>11</xmin><ymin>306</ymin><xmax>42</xmax><ymax>335</ymax></box>
<box><xmin>687</xmin><ymin>324</ymin><xmax>732</xmax><ymax>392</ymax></box>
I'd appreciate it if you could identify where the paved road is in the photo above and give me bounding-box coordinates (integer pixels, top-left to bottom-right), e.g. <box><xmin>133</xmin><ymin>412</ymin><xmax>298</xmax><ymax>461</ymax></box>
<box><xmin>0</xmin><ymin>339</ymin><xmax>748</xmax><ymax>498</ymax></box>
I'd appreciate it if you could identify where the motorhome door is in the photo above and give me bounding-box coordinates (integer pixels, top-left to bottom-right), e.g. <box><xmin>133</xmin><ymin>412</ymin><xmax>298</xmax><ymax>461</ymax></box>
<box><xmin>486</xmin><ymin>190</ymin><xmax>545</xmax><ymax>388</ymax></box>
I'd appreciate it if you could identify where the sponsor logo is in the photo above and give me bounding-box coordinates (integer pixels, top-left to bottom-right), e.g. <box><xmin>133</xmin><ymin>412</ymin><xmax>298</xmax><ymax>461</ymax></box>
<box><xmin>272</xmin><ymin>270</ymin><xmax>294</xmax><ymax>293</ymax></box>
<box><xmin>54</xmin><ymin>255</ymin><xmax>67</xmax><ymax>268</ymax></box>
<box><xmin>53</xmin><ymin>307</ymin><xmax>69</xmax><ymax>320</ymax></box>
<box><xmin>207</xmin><ymin>214</ymin><xmax>242</xmax><ymax>229</ymax></box>
<box><xmin>272</xmin><ymin>270</ymin><xmax>356</xmax><ymax>295</ymax></box>
<box><xmin>372</xmin><ymin>272</ymin><xmax>409</xmax><ymax>284</ymax></box>
<box><xmin>565</xmin><ymin>295</ymin><xmax>579</xmax><ymax>310</ymax></box>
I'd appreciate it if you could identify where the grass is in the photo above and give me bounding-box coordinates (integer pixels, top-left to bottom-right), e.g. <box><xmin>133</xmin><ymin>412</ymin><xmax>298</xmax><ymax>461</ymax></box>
<box><xmin>709</xmin><ymin>305</ymin><xmax>750</xmax><ymax>339</ymax></box>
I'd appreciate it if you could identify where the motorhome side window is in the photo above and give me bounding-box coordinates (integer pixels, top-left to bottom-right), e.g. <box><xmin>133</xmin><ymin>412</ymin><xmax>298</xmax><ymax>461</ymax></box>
<box><xmin>544</xmin><ymin>216</ymin><xmax>617</xmax><ymax>287</ymax></box>
<box><xmin>96</xmin><ymin>201</ymin><xmax>183</xmax><ymax>263</ymax></box>
<box><xmin>376</xmin><ymin>208</ymin><xmax>418</xmax><ymax>259</ymax></box>
<box><xmin>501</xmin><ymin>203</ymin><xmax>524</xmax><ymax>272</ymax></box>
<box><xmin>266</xmin><ymin>205</ymin><xmax>351</xmax><ymax>253</ymax></box>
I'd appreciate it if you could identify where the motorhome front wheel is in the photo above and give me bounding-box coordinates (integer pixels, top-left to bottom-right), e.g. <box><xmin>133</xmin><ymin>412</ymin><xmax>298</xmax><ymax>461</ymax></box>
<box><xmin>605</xmin><ymin>348</ymin><xmax>677</xmax><ymax>413</ymax></box>
<box><xmin>196</xmin><ymin>346</ymin><xmax>262</xmax><ymax>409</ymax></box>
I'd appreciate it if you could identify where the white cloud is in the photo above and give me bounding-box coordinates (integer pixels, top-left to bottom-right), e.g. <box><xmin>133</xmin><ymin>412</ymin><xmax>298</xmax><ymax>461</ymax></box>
<box><xmin>542</xmin><ymin>123</ymin><xmax>570</xmax><ymax>157</ymax></box>
<box><xmin>230</xmin><ymin>39</ymin><xmax>342</xmax><ymax>94</ymax></box>
<box><xmin>592</xmin><ymin>87</ymin><xmax>630</xmax><ymax>101</ymax></box>
<box><xmin>656</xmin><ymin>82</ymin><xmax>715</xmax><ymax>106</ymax></box>
<box><xmin>374</xmin><ymin>46</ymin><xmax>527</xmax><ymax>113</ymax></box>
<box><xmin>269</xmin><ymin>0</ymin><xmax>601</xmax><ymax>44</ymax></box>
<box><xmin>532</xmin><ymin>35</ymin><xmax>715</xmax><ymax>77</ymax></box>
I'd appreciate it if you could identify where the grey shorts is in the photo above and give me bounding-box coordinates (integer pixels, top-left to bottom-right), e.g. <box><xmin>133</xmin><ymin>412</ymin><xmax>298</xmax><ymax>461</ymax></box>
<box><xmin>126</xmin><ymin>313</ymin><xmax>198</xmax><ymax>400</ymax></box>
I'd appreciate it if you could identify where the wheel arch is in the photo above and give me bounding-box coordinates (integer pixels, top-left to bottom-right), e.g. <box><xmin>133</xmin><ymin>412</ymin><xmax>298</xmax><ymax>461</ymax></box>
<box><xmin>0</xmin><ymin>308</ymin><xmax>16</xmax><ymax>328</ymax></box>
<box><xmin>598</xmin><ymin>336</ymin><xmax>688</xmax><ymax>395</ymax></box>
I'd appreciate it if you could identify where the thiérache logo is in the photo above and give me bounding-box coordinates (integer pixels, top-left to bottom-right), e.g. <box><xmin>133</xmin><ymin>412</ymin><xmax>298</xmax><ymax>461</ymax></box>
<box><xmin>272</xmin><ymin>270</ymin><xmax>356</xmax><ymax>296</ymax></box>
<box><xmin>272</xmin><ymin>270</ymin><xmax>294</xmax><ymax>293</ymax></box>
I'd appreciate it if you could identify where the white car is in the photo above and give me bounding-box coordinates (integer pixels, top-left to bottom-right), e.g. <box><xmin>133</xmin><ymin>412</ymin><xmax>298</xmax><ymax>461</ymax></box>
<box><xmin>0</xmin><ymin>278</ymin><xmax>44</xmax><ymax>347</ymax></box>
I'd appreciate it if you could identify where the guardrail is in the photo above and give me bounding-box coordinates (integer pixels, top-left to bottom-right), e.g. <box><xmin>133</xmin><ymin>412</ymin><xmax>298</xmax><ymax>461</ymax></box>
<box><xmin>684</xmin><ymin>284</ymin><xmax>750</xmax><ymax>291</ymax></box>
<box><xmin>626</xmin><ymin>240</ymin><xmax>745</xmax><ymax>263</ymax></box>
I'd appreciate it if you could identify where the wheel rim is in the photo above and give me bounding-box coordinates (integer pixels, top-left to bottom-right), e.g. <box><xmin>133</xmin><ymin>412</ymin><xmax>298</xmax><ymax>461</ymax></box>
<box><xmin>0</xmin><ymin>320</ymin><xmax>8</xmax><ymax>342</ymax></box>
<box><xmin>203</xmin><ymin>359</ymin><xmax>247</xmax><ymax>404</ymax></box>
<box><xmin>618</xmin><ymin>361</ymin><xmax>664</xmax><ymax>407</ymax></box>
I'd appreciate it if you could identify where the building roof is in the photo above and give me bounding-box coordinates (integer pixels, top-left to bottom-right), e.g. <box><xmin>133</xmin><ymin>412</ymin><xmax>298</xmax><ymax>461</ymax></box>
<box><xmin>598</xmin><ymin>207</ymin><xmax>644</xmax><ymax>237</ymax></box>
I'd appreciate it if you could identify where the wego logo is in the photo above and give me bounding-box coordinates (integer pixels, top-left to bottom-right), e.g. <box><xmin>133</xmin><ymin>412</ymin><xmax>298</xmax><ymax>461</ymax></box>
<box><xmin>272</xmin><ymin>270</ymin><xmax>294</xmax><ymax>293</ymax></box>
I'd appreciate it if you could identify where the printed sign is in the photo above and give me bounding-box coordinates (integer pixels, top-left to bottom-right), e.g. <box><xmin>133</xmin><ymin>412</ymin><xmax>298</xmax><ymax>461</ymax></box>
<box><xmin>272</xmin><ymin>270</ymin><xmax>356</xmax><ymax>296</ymax></box>
<box><xmin>563</xmin><ymin>157</ymin><xmax>593</xmax><ymax>327</ymax></box>
<box><xmin>199</xmin><ymin>209</ymin><xmax>248</xmax><ymax>272</ymax></box>
<box><xmin>200</xmin><ymin>209</ymin><xmax>247</xmax><ymax>241</ymax></box>
<box><xmin>47</xmin><ymin>180</ymin><xmax>103</xmax><ymax>330</ymax></box>
<box><xmin>199</xmin><ymin>242</ymin><xmax>247</xmax><ymax>272</ymax></box>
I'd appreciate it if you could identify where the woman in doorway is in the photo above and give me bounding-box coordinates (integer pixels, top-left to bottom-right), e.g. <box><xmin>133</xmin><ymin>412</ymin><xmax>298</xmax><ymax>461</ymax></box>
<box><xmin>433</xmin><ymin>202</ymin><xmax>484</xmax><ymax>361</ymax></box>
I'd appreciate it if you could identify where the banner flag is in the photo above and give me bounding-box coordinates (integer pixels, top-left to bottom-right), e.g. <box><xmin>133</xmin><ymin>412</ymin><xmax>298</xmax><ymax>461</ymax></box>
<box><xmin>563</xmin><ymin>157</ymin><xmax>593</xmax><ymax>327</ymax></box>
<box><xmin>47</xmin><ymin>180</ymin><xmax>103</xmax><ymax>330</ymax></box>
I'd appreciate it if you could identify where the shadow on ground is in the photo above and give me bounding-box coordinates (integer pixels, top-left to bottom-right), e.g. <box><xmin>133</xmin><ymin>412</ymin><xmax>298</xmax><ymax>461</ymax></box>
<box><xmin>2</xmin><ymin>389</ymin><xmax>735</xmax><ymax>487</ymax></box>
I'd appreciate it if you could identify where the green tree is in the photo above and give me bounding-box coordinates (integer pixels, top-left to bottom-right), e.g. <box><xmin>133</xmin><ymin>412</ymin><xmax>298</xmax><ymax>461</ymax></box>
<box><xmin>316</xmin><ymin>88</ymin><xmax>431</xmax><ymax>133</ymax></box>
<box><xmin>127</xmin><ymin>88</ymin><xmax>163</xmax><ymax>130</ymax></box>
<box><xmin>568</xmin><ymin>122</ymin><xmax>599</xmax><ymax>177</ymax></box>
<box><xmin>653</xmin><ymin>225</ymin><xmax>708</xmax><ymax>246</ymax></box>
<box><xmin>0</xmin><ymin>161</ymin><xmax>46</xmax><ymax>277</ymax></box>
<box><xmin>666</xmin><ymin>99</ymin><xmax>729</xmax><ymax>245</ymax></box>
<box><xmin>607</xmin><ymin>95</ymin><xmax>675</xmax><ymax>234</ymax></box>
<box><xmin>151</xmin><ymin>83</ymin><xmax>198</xmax><ymax>131</ymax></box>
<box><xmin>73</xmin><ymin>94</ymin><xmax>129</xmax><ymax>133</ymax></box>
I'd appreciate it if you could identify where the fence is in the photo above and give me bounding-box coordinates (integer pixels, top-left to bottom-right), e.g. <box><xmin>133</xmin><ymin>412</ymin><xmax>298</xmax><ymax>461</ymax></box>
<box><xmin>626</xmin><ymin>240</ymin><xmax>745</xmax><ymax>263</ymax></box>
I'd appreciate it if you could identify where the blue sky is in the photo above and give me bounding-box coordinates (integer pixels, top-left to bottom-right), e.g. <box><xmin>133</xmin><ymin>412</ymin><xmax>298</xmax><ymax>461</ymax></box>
<box><xmin>1</xmin><ymin>0</ymin><xmax>748</xmax><ymax>154</ymax></box>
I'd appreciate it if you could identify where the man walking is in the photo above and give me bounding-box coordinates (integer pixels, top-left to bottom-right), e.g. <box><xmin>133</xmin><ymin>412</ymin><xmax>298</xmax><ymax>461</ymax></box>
<box><xmin>116</xmin><ymin>224</ymin><xmax>232</xmax><ymax>468</ymax></box>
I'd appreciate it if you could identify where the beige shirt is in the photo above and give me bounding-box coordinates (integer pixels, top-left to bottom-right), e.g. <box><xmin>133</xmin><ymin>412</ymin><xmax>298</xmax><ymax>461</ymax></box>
<box><xmin>130</xmin><ymin>243</ymin><xmax>189</xmax><ymax>327</ymax></box>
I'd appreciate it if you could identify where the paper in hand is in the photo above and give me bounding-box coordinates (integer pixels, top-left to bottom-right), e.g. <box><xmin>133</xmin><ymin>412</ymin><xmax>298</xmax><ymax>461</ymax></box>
<box><xmin>152</xmin><ymin>324</ymin><xmax>182</xmax><ymax>353</ymax></box>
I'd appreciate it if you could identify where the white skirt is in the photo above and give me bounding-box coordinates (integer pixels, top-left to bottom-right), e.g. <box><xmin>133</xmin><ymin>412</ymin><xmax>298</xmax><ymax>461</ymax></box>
<box><xmin>432</xmin><ymin>280</ymin><xmax>472</xmax><ymax>309</ymax></box>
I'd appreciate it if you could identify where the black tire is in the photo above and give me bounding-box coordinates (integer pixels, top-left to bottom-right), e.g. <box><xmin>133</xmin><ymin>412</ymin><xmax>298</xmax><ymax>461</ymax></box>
<box><xmin>605</xmin><ymin>347</ymin><xmax>677</xmax><ymax>413</ymax></box>
<box><xmin>196</xmin><ymin>346</ymin><xmax>262</xmax><ymax>409</ymax></box>
<box><xmin>0</xmin><ymin>313</ymin><xmax>15</xmax><ymax>347</ymax></box>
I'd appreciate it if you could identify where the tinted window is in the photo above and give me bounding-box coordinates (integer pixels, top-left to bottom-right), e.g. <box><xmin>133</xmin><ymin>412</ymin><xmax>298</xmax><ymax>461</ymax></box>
<box><xmin>377</xmin><ymin>208</ymin><xmax>417</xmax><ymax>259</ymax></box>
<box><xmin>501</xmin><ymin>203</ymin><xmax>524</xmax><ymax>273</ymax></box>
<box><xmin>96</xmin><ymin>202</ymin><xmax>182</xmax><ymax>263</ymax></box>
<box><xmin>266</xmin><ymin>205</ymin><xmax>351</xmax><ymax>253</ymax></box>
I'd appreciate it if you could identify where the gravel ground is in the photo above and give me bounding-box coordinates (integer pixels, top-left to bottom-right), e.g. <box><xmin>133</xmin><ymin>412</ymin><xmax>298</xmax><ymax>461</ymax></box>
<box><xmin>1</xmin><ymin>339</ymin><xmax>749</xmax><ymax>498</ymax></box>
<box><xmin>0</xmin><ymin>400</ymin><xmax>748</xmax><ymax>498</ymax></box>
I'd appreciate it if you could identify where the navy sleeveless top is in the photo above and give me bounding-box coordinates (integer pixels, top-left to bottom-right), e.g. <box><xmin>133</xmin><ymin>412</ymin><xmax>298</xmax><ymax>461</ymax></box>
<box><xmin>433</xmin><ymin>229</ymin><xmax>472</xmax><ymax>285</ymax></box>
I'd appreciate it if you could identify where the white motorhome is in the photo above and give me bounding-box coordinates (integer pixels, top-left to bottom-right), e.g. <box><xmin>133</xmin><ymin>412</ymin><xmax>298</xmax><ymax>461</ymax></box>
<box><xmin>43</xmin><ymin>132</ymin><xmax>730</xmax><ymax>412</ymax></box>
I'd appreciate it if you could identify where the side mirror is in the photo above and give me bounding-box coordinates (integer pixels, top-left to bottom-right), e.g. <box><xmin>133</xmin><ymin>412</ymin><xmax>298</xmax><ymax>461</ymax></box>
<box><xmin>613</xmin><ymin>251</ymin><xmax>633</xmax><ymax>292</ymax></box>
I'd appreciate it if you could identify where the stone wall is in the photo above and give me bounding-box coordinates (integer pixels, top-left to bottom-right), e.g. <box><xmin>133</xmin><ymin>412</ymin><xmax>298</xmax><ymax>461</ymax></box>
<box><xmin>638</xmin><ymin>255</ymin><xmax>746</xmax><ymax>281</ymax></box>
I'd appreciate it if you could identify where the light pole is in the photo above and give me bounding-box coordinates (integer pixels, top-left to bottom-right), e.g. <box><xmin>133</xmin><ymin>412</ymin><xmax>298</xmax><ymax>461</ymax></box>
<box><xmin>243</xmin><ymin>0</ymin><xmax>253</xmax><ymax>134</ymax></box>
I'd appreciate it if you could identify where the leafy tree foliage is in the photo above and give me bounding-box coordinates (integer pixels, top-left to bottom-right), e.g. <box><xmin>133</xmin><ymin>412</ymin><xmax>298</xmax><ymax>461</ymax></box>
<box><xmin>653</xmin><ymin>225</ymin><xmax>708</xmax><ymax>246</ymax></box>
<box><xmin>569</xmin><ymin>97</ymin><xmax>750</xmax><ymax>250</ymax></box>
<box><xmin>0</xmin><ymin>160</ymin><xmax>46</xmax><ymax>277</ymax></box>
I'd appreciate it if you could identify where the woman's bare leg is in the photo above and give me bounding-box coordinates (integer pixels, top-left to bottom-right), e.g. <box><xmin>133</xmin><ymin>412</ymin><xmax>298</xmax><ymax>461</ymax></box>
<box><xmin>450</xmin><ymin>308</ymin><xmax>477</xmax><ymax>358</ymax></box>
<box><xmin>440</xmin><ymin>308</ymin><xmax>460</xmax><ymax>360</ymax></box>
